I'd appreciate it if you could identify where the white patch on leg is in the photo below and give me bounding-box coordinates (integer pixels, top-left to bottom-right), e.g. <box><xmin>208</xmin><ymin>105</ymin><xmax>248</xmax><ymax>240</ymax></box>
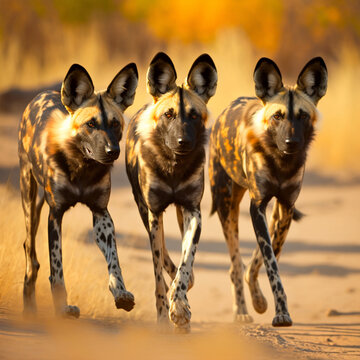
<box><xmin>169</xmin><ymin>208</ymin><xmax>201</xmax><ymax>329</ymax></box>
<box><xmin>93</xmin><ymin>210</ymin><xmax>134</xmax><ymax>310</ymax></box>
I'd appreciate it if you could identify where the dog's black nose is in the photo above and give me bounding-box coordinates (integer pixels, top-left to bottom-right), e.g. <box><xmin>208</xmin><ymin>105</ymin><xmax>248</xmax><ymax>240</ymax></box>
<box><xmin>177</xmin><ymin>137</ymin><xmax>192</xmax><ymax>148</ymax></box>
<box><xmin>105</xmin><ymin>144</ymin><xmax>120</xmax><ymax>158</ymax></box>
<box><xmin>285</xmin><ymin>138</ymin><xmax>300</xmax><ymax>146</ymax></box>
<box><xmin>285</xmin><ymin>137</ymin><xmax>300</xmax><ymax>152</ymax></box>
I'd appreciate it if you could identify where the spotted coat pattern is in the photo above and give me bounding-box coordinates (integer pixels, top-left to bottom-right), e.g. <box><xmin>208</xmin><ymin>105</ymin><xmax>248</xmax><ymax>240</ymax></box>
<box><xmin>19</xmin><ymin>63</ymin><xmax>138</xmax><ymax>317</ymax></box>
<box><xmin>126</xmin><ymin>52</ymin><xmax>217</xmax><ymax>330</ymax></box>
<box><xmin>209</xmin><ymin>57</ymin><xmax>327</xmax><ymax>326</ymax></box>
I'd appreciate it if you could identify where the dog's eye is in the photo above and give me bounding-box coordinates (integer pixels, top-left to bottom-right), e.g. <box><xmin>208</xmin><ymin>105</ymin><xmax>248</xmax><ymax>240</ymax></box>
<box><xmin>111</xmin><ymin>120</ymin><xmax>120</xmax><ymax>128</ymax></box>
<box><xmin>299</xmin><ymin>112</ymin><xmax>309</xmax><ymax>121</ymax></box>
<box><xmin>87</xmin><ymin>119</ymin><xmax>96</xmax><ymax>128</ymax></box>
<box><xmin>273</xmin><ymin>113</ymin><xmax>282</xmax><ymax>121</ymax></box>
<box><xmin>190</xmin><ymin>112</ymin><xmax>200</xmax><ymax>120</ymax></box>
<box><xmin>164</xmin><ymin>110</ymin><xmax>174</xmax><ymax>119</ymax></box>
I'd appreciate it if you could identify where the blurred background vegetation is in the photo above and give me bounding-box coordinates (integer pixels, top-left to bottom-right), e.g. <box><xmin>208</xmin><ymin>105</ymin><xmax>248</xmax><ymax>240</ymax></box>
<box><xmin>1</xmin><ymin>0</ymin><xmax>360</xmax><ymax>174</ymax></box>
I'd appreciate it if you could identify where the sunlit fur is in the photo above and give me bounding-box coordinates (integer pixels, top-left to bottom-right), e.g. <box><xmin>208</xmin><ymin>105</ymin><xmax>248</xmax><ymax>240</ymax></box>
<box><xmin>18</xmin><ymin>63</ymin><xmax>138</xmax><ymax>317</ymax></box>
<box><xmin>136</xmin><ymin>88</ymin><xmax>208</xmax><ymax>143</ymax></box>
<box><xmin>126</xmin><ymin>52</ymin><xmax>217</xmax><ymax>330</ymax></box>
<box><xmin>209</xmin><ymin>57</ymin><xmax>327</xmax><ymax>328</ymax></box>
<box><xmin>252</xmin><ymin>88</ymin><xmax>320</xmax><ymax>138</ymax></box>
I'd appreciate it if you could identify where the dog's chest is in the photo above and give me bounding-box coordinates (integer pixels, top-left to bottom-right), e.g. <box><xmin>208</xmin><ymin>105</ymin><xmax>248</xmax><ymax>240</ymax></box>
<box><xmin>141</xmin><ymin>163</ymin><xmax>204</xmax><ymax>213</ymax></box>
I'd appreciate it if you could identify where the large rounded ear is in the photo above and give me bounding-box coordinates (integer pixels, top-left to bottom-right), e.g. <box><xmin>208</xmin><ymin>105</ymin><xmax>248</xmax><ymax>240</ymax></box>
<box><xmin>61</xmin><ymin>64</ymin><xmax>94</xmax><ymax>113</ymax></box>
<box><xmin>296</xmin><ymin>57</ymin><xmax>327</xmax><ymax>105</ymax></box>
<box><xmin>146</xmin><ymin>52</ymin><xmax>177</xmax><ymax>100</ymax></box>
<box><xmin>253</xmin><ymin>57</ymin><xmax>283</xmax><ymax>103</ymax></box>
<box><xmin>185</xmin><ymin>54</ymin><xmax>217</xmax><ymax>104</ymax></box>
<box><xmin>107</xmin><ymin>63</ymin><xmax>138</xmax><ymax>111</ymax></box>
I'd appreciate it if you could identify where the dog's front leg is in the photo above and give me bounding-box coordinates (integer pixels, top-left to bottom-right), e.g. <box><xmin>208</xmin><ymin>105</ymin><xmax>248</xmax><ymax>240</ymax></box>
<box><xmin>48</xmin><ymin>209</ymin><xmax>80</xmax><ymax>318</ymax></box>
<box><xmin>93</xmin><ymin>209</ymin><xmax>135</xmax><ymax>311</ymax></box>
<box><xmin>249</xmin><ymin>200</ymin><xmax>292</xmax><ymax>327</ymax></box>
<box><xmin>147</xmin><ymin>211</ymin><xmax>169</xmax><ymax>324</ymax></box>
<box><xmin>169</xmin><ymin>206</ymin><xmax>201</xmax><ymax>331</ymax></box>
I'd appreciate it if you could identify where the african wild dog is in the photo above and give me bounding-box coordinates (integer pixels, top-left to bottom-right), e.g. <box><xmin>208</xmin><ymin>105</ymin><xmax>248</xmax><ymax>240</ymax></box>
<box><xmin>126</xmin><ymin>52</ymin><xmax>217</xmax><ymax>330</ymax></box>
<box><xmin>19</xmin><ymin>63</ymin><xmax>138</xmax><ymax>317</ymax></box>
<box><xmin>209</xmin><ymin>57</ymin><xmax>327</xmax><ymax>326</ymax></box>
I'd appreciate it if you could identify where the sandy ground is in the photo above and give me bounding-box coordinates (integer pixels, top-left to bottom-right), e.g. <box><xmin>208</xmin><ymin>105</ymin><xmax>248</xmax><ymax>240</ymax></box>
<box><xmin>0</xmin><ymin>111</ymin><xmax>359</xmax><ymax>360</ymax></box>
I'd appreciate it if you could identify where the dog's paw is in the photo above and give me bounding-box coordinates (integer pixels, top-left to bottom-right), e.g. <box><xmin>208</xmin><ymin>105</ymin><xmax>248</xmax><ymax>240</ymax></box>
<box><xmin>246</xmin><ymin>273</ymin><xmax>268</xmax><ymax>314</ymax></box>
<box><xmin>272</xmin><ymin>313</ymin><xmax>292</xmax><ymax>327</ymax></box>
<box><xmin>251</xmin><ymin>292</ymin><xmax>268</xmax><ymax>314</ymax></box>
<box><xmin>62</xmin><ymin>305</ymin><xmax>80</xmax><ymax>319</ymax></box>
<box><xmin>115</xmin><ymin>291</ymin><xmax>135</xmax><ymax>312</ymax></box>
<box><xmin>235</xmin><ymin>313</ymin><xmax>254</xmax><ymax>324</ymax></box>
<box><xmin>169</xmin><ymin>298</ymin><xmax>191</xmax><ymax>330</ymax></box>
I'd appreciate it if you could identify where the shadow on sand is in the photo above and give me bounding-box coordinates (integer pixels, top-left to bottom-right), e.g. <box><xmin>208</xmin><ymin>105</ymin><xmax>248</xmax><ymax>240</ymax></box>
<box><xmin>78</xmin><ymin>228</ymin><xmax>360</xmax><ymax>277</ymax></box>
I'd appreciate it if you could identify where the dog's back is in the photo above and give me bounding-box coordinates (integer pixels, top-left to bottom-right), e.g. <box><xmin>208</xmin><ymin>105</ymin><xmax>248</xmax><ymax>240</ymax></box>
<box><xmin>19</xmin><ymin>90</ymin><xmax>66</xmax><ymax>183</ymax></box>
<box><xmin>209</xmin><ymin>96</ymin><xmax>262</xmax><ymax>213</ymax></box>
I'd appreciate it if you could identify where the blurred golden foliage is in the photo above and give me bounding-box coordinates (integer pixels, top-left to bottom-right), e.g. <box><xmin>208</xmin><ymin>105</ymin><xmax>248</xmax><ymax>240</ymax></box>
<box><xmin>121</xmin><ymin>0</ymin><xmax>283</xmax><ymax>52</ymax></box>
<box><xmin>0</xmin><ymin>0</ymin><xmax>360</xmax><ymax>172</ymax></box>
<box><xmin>1</xmin><ymin>0</ymin><xmax>360</xmax><ymax>80</ymax></box>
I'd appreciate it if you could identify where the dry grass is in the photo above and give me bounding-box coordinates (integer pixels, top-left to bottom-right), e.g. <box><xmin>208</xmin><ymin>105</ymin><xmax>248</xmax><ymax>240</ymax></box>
<box><xmin>311</xmin><ymin>49</ymin><xmax>360</xmax><ymax>174</ymax></box>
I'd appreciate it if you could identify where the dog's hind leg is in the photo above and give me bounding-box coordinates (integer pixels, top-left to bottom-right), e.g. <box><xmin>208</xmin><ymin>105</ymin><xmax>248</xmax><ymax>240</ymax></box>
<box><xmin>219</xmin><ymin>182</ymin><xmax>252</xmax><ymax>323</ymax></box>
<box><xmin>20</xmin><ymin>164</ymin><xmax>43</xmax><ymax>315</ymax></box>
<box><xmin>271</xmin><ymin>202</ymin><xmax>293</xmax><ymax>259</ymax></box>
<box><xmin>245</xmin><ymin>244</ymin><xmax>268</xmax><ymax>314</ymax></box>
<box><xmin>246</xmin><ymin>201</ymin><xmax>293</xmax><ymax>315</ymax></box>
<box><xmin>209</xmin><ymin>152</ymin><xmax>252</xmax><ymax>323</ymax></box>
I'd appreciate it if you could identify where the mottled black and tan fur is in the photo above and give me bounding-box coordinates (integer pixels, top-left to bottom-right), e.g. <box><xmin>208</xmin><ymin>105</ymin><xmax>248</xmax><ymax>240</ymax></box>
<box><xmin>126</xmin><ymin>52</ymin><xmax>217</xmax><ymax>330</ymax></box>
<box><xmin>209</xmin><ymin>57</ymin><xmax>327</xmax><ymax>326</ymax></box>
<box><xmin>19</xmin><ymin>63</ymin><xmax>138</xmax><ymax>317</ymax></box>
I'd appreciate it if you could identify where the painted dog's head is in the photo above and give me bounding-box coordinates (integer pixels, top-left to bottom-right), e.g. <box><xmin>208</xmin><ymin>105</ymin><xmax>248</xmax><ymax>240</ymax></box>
<box><xmin>138</xmin><ymin>52</ymin><xmax>217</xmax><ymax>156</ymax></box>
<box><xmin>60</xmin><ymin>63</ymin><xmax>138</xmax><ymax>164</ymax></box>
<box><xmin>253</xmin><ymin>57</ymin><xmax>327</xmax><ymax>155</ymax></box>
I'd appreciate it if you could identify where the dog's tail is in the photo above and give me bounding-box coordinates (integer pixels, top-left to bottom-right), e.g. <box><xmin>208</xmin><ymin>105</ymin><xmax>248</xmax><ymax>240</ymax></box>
<box><xmin>293</xmin><ymin>208</ymin><xmax>305</xmax><ymax>221</ymax></box>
